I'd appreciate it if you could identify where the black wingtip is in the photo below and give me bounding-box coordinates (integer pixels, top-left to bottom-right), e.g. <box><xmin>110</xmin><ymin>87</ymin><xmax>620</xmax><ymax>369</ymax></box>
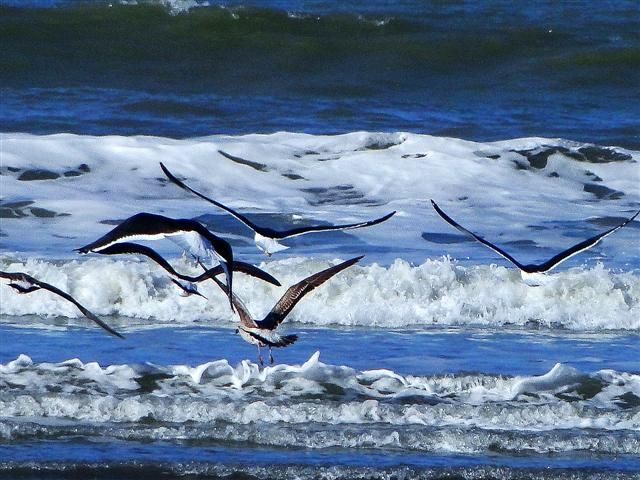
<box><xmin>280</xmin><ymin>334</ymin><xmax>298</xmax><ymax>346</ymax></box>
<box><xmin>430</xmin><ymin>199</ymin><xmax>450</xmax><ymax>219</ymax></box>
<box><xmin>339</xmin><ymin>255</ymin><xmax>364</xmax><ymax>269</ymax></box>
<box><xmin>160</xmin><ymin>162</ymin><xmax>177</xmax><ymax>181</ymax></box>
<box><xmin>232</xmin><ymin>261</ymin><xmax>281</xmax><ymax>287</ymax></box>
<box><xmin>83</xmin><ymin>310</ymin><xmax>125</xmax><ymax>339</ymax></box>
<box><xmin>160</xmin><ymin>162</ymin><xmax>187</xmax><ymax>189</ymax></box>
<box><xmin>373</xmin><ymin>210</ymin><xmax>396</xmax><ymax>223</ymax></box>
<box><xmin>170</xmin><ymin>278</ymin><xmax>207</xmax><ymax>299</ymax></box>
<box><xmin>378</xmin><ymin>210</ymin><xmax>397</xmax><ymax>223</ymax></box>
<box><xmin>89</xmin><ymin>315</ymin><xmax>125</xmax><ymax>340</ymax></box>
<box><xmin>105</xmin><ymin>324</ymin><xmax>125</xmax><ymax>339</ymax></box>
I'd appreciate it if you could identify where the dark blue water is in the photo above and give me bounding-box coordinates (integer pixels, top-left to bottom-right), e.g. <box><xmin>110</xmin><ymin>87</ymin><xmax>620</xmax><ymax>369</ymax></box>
<box><xmin>1</xmin><ymin>0</ymin><xmax>639</xmax><ymax>147</ymax></box>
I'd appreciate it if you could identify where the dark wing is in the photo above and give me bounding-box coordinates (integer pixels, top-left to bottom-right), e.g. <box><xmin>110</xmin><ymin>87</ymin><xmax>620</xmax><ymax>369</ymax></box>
<box><xmin>1</xmin><ymin>271</ymin><xmax>123</xmax><ymax>339</ymax></box>
<box><xmin>76</xmin><ymin>212</ymin><xmax>236</xmax><ymax>312</ymax></box>
<box><xmin>193</xmin><ymin>261</ymin><xmax>281</xmax><ymax>286</ymax></box>
<box><xmin>1</xmin><ymin>271</ymin><xmax>40</xmax><ymax>293</ymax></box>
<box><xmin>160</xmin><ymin>162</ymin><xmax>263</xmax><ymax>234</ymax></box>
<box><xmin>208</xmin><ymin>275</ymin><xmax>256</xmax><ymax>328</ymax></box>
<box><xmin>0</xmin><ymin>271</ymin><xmax>22</xmax><ymax>281</ymax></box>
<box><xmin>75</xmin><ymin>212</ymin><xmax>182</xmax><ymax>253</ymax></box>
<box><xmin>93</xmin><ymin>241</ymin><xmax>277</xmax><ymax>285</ymax></box>
<box><xmin>534</xmin><ymin>209</ymin><xmax>640</xmax><ymax>273</ymax></box>
<box><xmin>243</xmin><ymin>330</ymin><xmax>298</xmax><ymax>348</ymax></box>
<box><xmin>431</xmin><ymin>200</ymin><xmax>527</xmax><ymax>270</ymax></box>
<box><xmin>272</xmin><ymin>211</ymin><xmax>396</xmax><ymax>240</ymax></box>
<box><xmin>7</xmin><ymin>284</ymin><xmax>40</xmax><ymax>293</ymax></box>
<box><xmin>1</xmin><ymin>270</ymin><xmax>33</xmax><ymax>286</ymax></box>
<box><xmin>75</xmin><ymin>212</ymin><xmax>233</xmax><ymax>268</ymax></box>
<box><xmin>257</xmin><ymin>255</ymin><xmax>363</xmax><ymax>330</ymax></box>
<box><xmin>161</xmin><ymin>162</ymin><xmax>395</xmax><ymax>240</ymax></box>
<box><xmin>96</xmin><ymin>242</ymin><xmax>185</xmax><ymax>277</ymax></box>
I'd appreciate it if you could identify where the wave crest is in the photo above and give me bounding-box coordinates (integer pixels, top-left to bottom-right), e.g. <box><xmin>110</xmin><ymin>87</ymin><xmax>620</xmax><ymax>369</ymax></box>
<box><xmin>1</xmin><ymin>352</ymin><xmax>638</xmax><ymax>455</ymax></box>
<box><xmin>1</xmin><ymin>256</ymin><xmax>638</xmax><ymax>331</ymax></box>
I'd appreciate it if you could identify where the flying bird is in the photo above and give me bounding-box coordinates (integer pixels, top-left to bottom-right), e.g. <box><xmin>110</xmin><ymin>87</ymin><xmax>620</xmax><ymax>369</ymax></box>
<box><xmin>160</xmin><ymin>162</ymin><xmax>395</xmax><ymax>256</ymax></box>
<box><xmin>431</xmin><ymin>199</ymin><xmax>639</xmax><ymax>283</ymax></box>
<box><xmin>75</xmin><ymin>212</ymin><xmax>236</xmax><ymax>310</ymax></box>
<box><xmin>94</xmin><ymin>242</ymin><xmax>281</xmax><ymax>298</ymax></box>
<box><xmin>212</xmin><ymin>255</ymin><xmax>363</xmax><ymax>366</ymax></box>
<box><xmin>1</xmin><ymin>270</ymin><xmax>123</xmax><ymax>338</ymax></box>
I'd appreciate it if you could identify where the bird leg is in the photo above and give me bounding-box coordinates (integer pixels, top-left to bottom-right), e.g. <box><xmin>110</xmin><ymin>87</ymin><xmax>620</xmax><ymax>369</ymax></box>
<box><xmin>256</xmin><ymin>345</ymin><xmax>264</xmax><ymax>367</ymax></box>
<box><xmin>269</xmin><ymin>347</ymin><xmax>274</xmax><ymax>365</ymax></box>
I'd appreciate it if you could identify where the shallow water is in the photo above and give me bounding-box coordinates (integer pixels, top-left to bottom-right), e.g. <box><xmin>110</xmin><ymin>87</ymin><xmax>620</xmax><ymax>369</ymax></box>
<box><xmin>1</xmin><ymin>324</ymin><xmax>639</xmax><ymax>479</ymax></box>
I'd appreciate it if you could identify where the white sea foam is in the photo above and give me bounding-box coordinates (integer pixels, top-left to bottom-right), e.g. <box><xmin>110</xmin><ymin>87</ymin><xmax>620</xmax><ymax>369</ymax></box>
<box><xmin>117</xmin><ymin>0</ymin><xmax>210</xmax><ymax>15</ymax></box>
<box><xmin>2</xmin><ymin>132</ymin><xmax>639</xmax><ymax>332</ymax></box>
<box><xmin>1</xmin><ymin>255</ymin><xmax>638</xmax><ymax>330</ymax></box>
<box><xmin>1</xmin><ymin>132</ymin><xmax>638</xmax><ymax>266</ymax></box>
<box><xmin>0</xmin><ymin>352</ymin><xmax>638</xmax><ymax>454</ymax></box>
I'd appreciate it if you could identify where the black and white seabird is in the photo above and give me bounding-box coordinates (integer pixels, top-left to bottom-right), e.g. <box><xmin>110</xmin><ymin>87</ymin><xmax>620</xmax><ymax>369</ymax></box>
<box><xmin>75</xmin><ymin>212</ymin><xmax>236</xmax><ymax>310</ymax></box>
<box><xmin>94</xmin><ymin>242</ymin><xmax>281</xmax><ymax>297</ymax></box>
<box><xmin>160</xmin><ymin>162</ymin><xmax>395</xmax><ymax>256</ymax></box>
<box><xmin>212</xmin><ymin>255</ymin><xmax>363</xmax><ymax>366</ymax></box>
<box><xmin>431</xmin><ymin>199</ymin><xmax>640</xmax><ymax>283</ymax></box>
<box><xmin>0</xmin><ymin>270</ymin><xmax>123</xmax><ymax>338</ymax></box>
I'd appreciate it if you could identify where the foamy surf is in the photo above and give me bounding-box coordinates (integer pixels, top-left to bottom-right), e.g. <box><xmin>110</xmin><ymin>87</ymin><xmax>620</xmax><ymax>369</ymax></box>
<box><xmin>1</xmin><ymin>352</ymin><xmax>638</xmax><ymax>456</ymax></box>
<box><xmin>1</xmin><ymin>255</ymin><xmax>638</xmax><ymax>331</ymax></box>
<box><xmin>1</xmin><ymin>132</ymin><xmax>638</xmax><ymax>268</ymax></box>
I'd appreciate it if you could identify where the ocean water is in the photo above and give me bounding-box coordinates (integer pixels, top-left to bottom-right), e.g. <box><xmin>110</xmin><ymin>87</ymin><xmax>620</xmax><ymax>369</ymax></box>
<box><xmin>2</xmin><ymin>0</ymin><xmax>640</xmax><ymax>147</ymax></box>
<box><xmin>1</xmin><ymin>1</ymin><xmax>640</xmax><ymax>479</ymax></box>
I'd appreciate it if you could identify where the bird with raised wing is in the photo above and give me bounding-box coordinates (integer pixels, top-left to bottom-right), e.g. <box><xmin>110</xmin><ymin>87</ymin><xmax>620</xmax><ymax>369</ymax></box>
<box><xmin>212</xmin><ymin>255</ymin><xmax>363</xmax><ymax>366</ymax></box>
<box><xmin>431</xmin><ymin>199</ymin><xmax>639</xmax><ymax>284</ymax></box>
<box><xmin>160</xmin><ymin>162</ymin><xmax>395</xmax><ymax>256</ymax></box>
<box><xmin>75</xmin><ymin>212</ymin><xmax>236</xmax><ymax>310</ymax></box>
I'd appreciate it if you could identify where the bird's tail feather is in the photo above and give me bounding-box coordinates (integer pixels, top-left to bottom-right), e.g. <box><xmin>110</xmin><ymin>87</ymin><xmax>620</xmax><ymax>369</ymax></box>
<box><xmin>275</xmin><ymin>334</ymin><xmax>298</xmax><ymax>347</ymax></box>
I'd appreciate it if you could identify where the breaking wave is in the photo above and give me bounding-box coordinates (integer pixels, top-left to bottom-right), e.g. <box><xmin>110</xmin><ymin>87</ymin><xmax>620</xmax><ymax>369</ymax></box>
<box><xmin>1</xmin><ymin>255</ymin><xmax>638</xmax><ymax>331</ymax></box>
<box><xmin>1</xmin><ymin>352</ymin><xmax>639</xmax><ymax>456</ymax></box>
